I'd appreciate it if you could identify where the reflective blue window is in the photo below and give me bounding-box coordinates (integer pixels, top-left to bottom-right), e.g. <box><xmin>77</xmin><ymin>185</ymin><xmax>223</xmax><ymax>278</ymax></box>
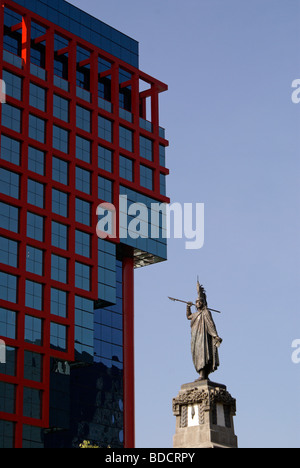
<box><xmin>0</xmin><ymin>168</ymin><xmax>20</xmax><ymax>199</ymax></box>
<box><xmin>51</xmin><ymin>288</ymin><xmax>67</xmax><ymax>318</ymax></box>
<box><xmin>119</xmin><ymin>155</ymin><xmax>133</xmax><ymax>182</ymax></box>
<box><xmin>140</xmin><ymin>165</ymin><xmax>153</xmax><ymax>191</ymax></box>
<box><xmin>75</xmin><ymin>262</ymin><xmax>91</xmax><ymax>291</ymax></box>
<box><xmin>76</xmin><ymin>69</ymin><xmax>90</xmax><ymax>92</ymax></box>
<box><xmin>98</xmin><ymin>75</ymin><xmax>111</xmax><ymax>102</ymax></box>
<box><xmin>76</xmin><ymin>105</ymin><xmax>91</xmax><ymax>133</ymax></box>
<box><xmin>22</xmin><ymin>425</ymin><xmax>43</xmax><ymax>449</ymax></box>
<box><xmin>98</xmin><ymin>176</ymin><xmax>113</xmax><ymax>203</ymax></box>
<box><xmin>0</xmin><ymin>345</ymin><xmax>16</xmax><ymax>377</ymax></box>
<box><xmin>52</xmin><ymin>221</ymin><xmax>68</xmax><ymax>250</ymax></box>
<box><xmin>3</xmin><ymin>21</ymin><xmax>21</xmax><ymax>54</ymax></box>
<box><xmin>0</xmin><ymin>382</ymin><xmax>15</xmax><ymax>414</ymax></box>
<box><xmin>76</xmin><ymin>167</ymin><xmax>91</xmax><ymax>194</ymax></box>
<box><xmin>0</xmin><ymin>272</ymin><xmax>17</xmax><ymax>304</ymax></box>
<box><xmin>0</xmin><ymin>202</ymin><xmax>19</xmax><ymax>233</ymax></box>
<box><xmin>74</xmin><ymin>295</ymin><xmax>94</xmax><ymax>362</ymax></box>
<box><xmin>0</xmin><ymin>307</ymin><xmax>16</xmax><ymax>339</ymax></box>
<box><xmin>94</xmin><ymin>260</ymin><xmax>123</xmax><ymax>368</ymax></box>
<box><xmin>30</xmin><ymin>38</ymin><xmax>46</xmax><ymax>70</ymax></box>
<box><xmin>159</xmin><ymin>145</ymin><xmax>166</xmax><ymax>167</ymax></box>
<box><xmin>50</xmin><ymin>322</ymin><xmax>67</xmax><ymax>352</ymax></box>
<box><xmin>24</xmin><ymin>351</ymin><xmax>43</xmax><ymax>383</ymax></box>
<box><xmin>26</xmin><ymin>246</ymin><xmax>44</xmax><ymax>276</ymax></box>
<box><xmin>119</xmin><ymin>126</ymin><xmax>133</xmax><ymax>152</ymax></box>
<box><xmin>53</xmin><ymin>94</ymin><xmax>69</xmax><ymax>122</ymax></box>
<box><xmin>28</xmin><ymin>147</ymin><xmax>45</xmax><ymax>176</ymax></box>
<box><xmin>160</xmin><ymin>174</ymin><xmax>166</xmax><ymax>196</ymax></box>
<box><xmin>25</xmin><ymin>280</ymin><xmax>43</xmax><ymax>311</ymax></box>
<box><xmin>54</xmin><ymin>34</ymin><xmax>69</xmax><ymax>80</ymax></box>
<box><xmin>27</xmin><ymin>212</ymin><xmax>44</xmax><ymax>242</ymax></box>
<box><xmin>2</xmin><ymin>70</ymin><xmax>22</xmax><ymax>100</ymax></box>
<box><xmin>30</xmin><ymin>63</ymin><xmax>46</xmax><ymax>81</ymax></box>
<box><xmin>0</xmin><ymin>419</ymin><xmax>15</xmax><ymax>448</ymax></box>
<box><xmin>27</xmin><ymin>179</ymin><xmax>44</xmax><ymax>208</ymax></box>
<box><xmin>31</xmin><ymin>22</ymin><xmax>46</xmax><ymax>42</ymax></box>
<box><xmin>53</xmin><ymin>125</ymin><xmax>69</xmax><ymax>153</ymax></box>
<box><xmin>54</xmin><ymin>54</ymin><xmax>68</xmax><ymax>81</ymax></box>
<box><xmin>140</xmin><ymin>136</ymin><xmax>153</xmax><ymax>161</ymax></box>
<box><xmin>98</xmin><ymin>116</ymin><xmax>113</xmax><ymax>142</ymax></box>
<box><xmin>52</xmin><ymin>157</ymin><xmax>68</xmax><ymax>185</ymax></box>
<box><xmin>0</xmin><ymin>237</ymin><xmax>18</xmax><ymax>268</ymax></box>
<box><xmin>52</xmin><ymin>189</ymin><xmax>68</xmax><ymax>218</ymax></box>
<box><xmin>4</xmin><ymin>9</ymin><xmax>22</xmax><ymax>57</ymax></box>
<box><xmin>29</xmin><ymin>115</ymin><xmax>46</xmax><ymax>143</ymax></box>
<box><xmin>75</xmin><ymin>198</ymin><xmax>91</xmax><ymax>226</ymax></box>
<box><xmin>75</xmin><ymin>230</ymin><xmax>91</xmax><ymax>258</ymax></box>
<box><xmin>51</xmin><ymin>254</ymin><xmax>68</xmax><ymax>284</ymax></box>
<box><xmin>23</xmin><ymin>387</ymin><xmax>42</xmax><ymax>419</ymax></box>
<box><xmin>0</xmin><ymin>135</ymin><xmax>21</xmax><ymax>166</ymax></box>
<box><xmin>0</xmin><ymin>272</ymin><xmax>18</xmax><ymax>304</ymax></box>
<box><xmin>29</xmin><ymin>84</ymin><xmax>46</xmax><ymax>112</ymax></box>
<box><xmin>98</xmin><ymin>145</ymin><xmax>113</xmax><ymax>172</ymax></box>
<box><xmin>24</xmin><ymin>316</ymin><xmax>42</xmax><ymax>345</ymax></box>
<box><xmin>2</xmin><ymin>104</ymin><xmax>21</xmax><ymax>133</ymax></box>
<box><xmin>3</xmin><ymin>23</ymin><xmax>21</xmax><ymax>55</ymax></box>
<box><xmin>76</xmin><ymin>136</ymin><xmax>91</xmax><ymax>163</ymax></box>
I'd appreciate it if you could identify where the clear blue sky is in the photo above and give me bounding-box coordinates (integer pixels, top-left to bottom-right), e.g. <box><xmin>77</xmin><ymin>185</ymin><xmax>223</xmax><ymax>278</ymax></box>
<box><xmin>70</xmin><ymin>0</ymin><xmax>300</xmax><ymax>448</ymax></box>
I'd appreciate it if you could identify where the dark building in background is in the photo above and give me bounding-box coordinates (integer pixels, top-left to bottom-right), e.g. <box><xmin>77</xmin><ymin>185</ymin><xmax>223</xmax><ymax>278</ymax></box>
<box><xmin>0</xmin><ymin>0</ymin><xmax>169</xmax><ymax>448</ymax></box>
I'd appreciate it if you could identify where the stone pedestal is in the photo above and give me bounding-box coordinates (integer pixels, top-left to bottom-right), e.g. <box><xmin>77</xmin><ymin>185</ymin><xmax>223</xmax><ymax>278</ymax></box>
<box><xmin>173</xmin><ymin>380</ymin><xmax>238</xmax><ymax>449</ymax></box>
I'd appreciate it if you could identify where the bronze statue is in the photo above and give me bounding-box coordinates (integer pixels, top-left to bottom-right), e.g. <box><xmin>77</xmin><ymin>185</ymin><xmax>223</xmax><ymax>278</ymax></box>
<box><xmin>187</xmin><ymin>281</ymin><xmax>222</xmax><ymax>381</ymax></box>
<box><xmin>169</xmin><ymin>281</ymin><xmax>222</xmax><ymax>381</ymax></box>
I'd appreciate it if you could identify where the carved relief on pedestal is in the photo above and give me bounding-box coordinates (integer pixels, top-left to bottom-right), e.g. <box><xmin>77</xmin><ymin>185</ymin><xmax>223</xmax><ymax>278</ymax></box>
<box><xmin>173</xmin><ymin>386</ymin><xmax>236</xmax><ymax>429</ymax></box>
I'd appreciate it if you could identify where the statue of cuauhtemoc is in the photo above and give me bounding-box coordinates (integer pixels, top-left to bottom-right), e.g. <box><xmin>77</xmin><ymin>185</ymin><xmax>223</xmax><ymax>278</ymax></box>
<box><xmin>186</xmin><ymin>282</ymin><xmax>222</xmax><ymax>381</ymax></box>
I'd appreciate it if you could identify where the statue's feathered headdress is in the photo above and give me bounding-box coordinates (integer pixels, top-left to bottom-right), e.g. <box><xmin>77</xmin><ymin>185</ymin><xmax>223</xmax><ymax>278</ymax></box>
<box><xmin>197</xmin><ymin>278</ymin><xmax>207</xmax><ymax>306</ymax></box>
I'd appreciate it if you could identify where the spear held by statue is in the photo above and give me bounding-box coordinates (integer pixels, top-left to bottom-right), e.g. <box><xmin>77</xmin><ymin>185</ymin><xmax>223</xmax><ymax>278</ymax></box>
<box><xmin>168</xmin><ymin>297</ymin><xmax>222</xmax><ymax>314</ymax></box>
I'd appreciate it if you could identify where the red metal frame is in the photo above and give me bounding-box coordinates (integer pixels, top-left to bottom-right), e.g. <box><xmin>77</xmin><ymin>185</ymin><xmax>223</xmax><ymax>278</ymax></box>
<box><xmin>122</xmin><ymin>256</ymin><xmax>135</xmax><ymax>449</ymax></box>
<box><xmin>0</xmin><ymin>0</ymin><xmax>169</xmax><ymax>448</ymax></box>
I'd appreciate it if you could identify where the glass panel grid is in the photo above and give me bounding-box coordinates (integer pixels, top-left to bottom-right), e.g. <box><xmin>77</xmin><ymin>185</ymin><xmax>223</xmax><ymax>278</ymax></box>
<box><xmin>76</xmin><ymin>136</ymin><xmax>91</xmax><ymax>163</ymax></box>
<box><xmin>2</xmin><ymin>70</ymin><xmax>22</xmax><ymax>100</ymax></box>
<box><xmin>53</xmin><ymin>94</ymin><xmax>69</xmax><ymax>122</ymax></box>
<box><xmin>25</xmin><ymin>280</ymin><xmax>43</xmax><ymax>311</ymax></box>
<box><xmin>51</xmin><ymin>254</ymin><xmax>68</xmax><ymax>284</ymax></box>
<box><xmin>76</xmin><ymin>166</ymin><xmax>91</xmax><ymax>194</ymax></box>
<box><xmin>98</xmin><ymin>116</ymin><xmax>113</xmax><ymax>142</ymax></box>
<box><xmin>50</xmin><ymin>288</ymin><xmax>67</xmax><ymax>318</ymax></box>
<box><xmin>98</xmin><ymin>176</ymin><xmax>113</xmax><ymax>203</ymax></box>
<box><xmin>0</xmin><ymin>237</ymin><xmax>18</xmax><ymax>268</ymax></box>
<box><xmin>119</xmin><ymin>155</ymin><xmax>133</xmax><ymax>182</ymax></box>
<box><xmin>119</xmin><ymin>126</ymin><xmax>133</xmax><ymax>152</ymax></box>
<box><xmin>26</xmin><ymin>245</ymin><xmax>44</xmax><ymax>276</ymax></box>
<box><xmin>140</xmin><ymin>165</ymin><xmax>154</xmax><ymax>191</ymax></box>
<box><xmin>27</xmin><ymin>212</ymin><xmax>44</xmax><ymax>242</ymax></box>
<box><xmin>75</xmin><ymin>262</ymin><xmax>91</xmax><ymax>291</ymax></box>
<box><xmin>28</xmin><ymin>147</ymin><xmax>45</xmax><ymax>176</ymax></box>
<box><xmin>98</xmin><ymin>145</ymin><xmax>113</xmax><ymax>172</ymax></box>
<box><xmin>29</xmin><ymin>83</ymin><xmax>46</xmax><ymax>112</ymax></box>
<box><xmin>0</xmin><ymin>168</ymin><xmax>20</xmax><ymax>199</ymax></box>
<box><xmin>29</xmin><ymin>115</ymin><xmax>46</xmax><ymax>143</ymax></box>
<box><xmin>76</xmin><ymin>105</ymin><xmax>91</xmax><ymax>133</ymax></box>
<box><xmin>0</xmin><ymin>135</ymin><xmax>21</xmax><ymax>166</ymax></box>
<box><xmin>75</xmin><ymin>198</ymin><xmax>91</xmax><ymax>226</ymax></box>
<box><xmin>2</xmin><ymin>104</ymin><xmax>21</xmax><ymax>133</ymax></box>
<box><xmin>0</xmin><ymin>272</ymin><xmax>17</xmax><ymax>304</ymax></box>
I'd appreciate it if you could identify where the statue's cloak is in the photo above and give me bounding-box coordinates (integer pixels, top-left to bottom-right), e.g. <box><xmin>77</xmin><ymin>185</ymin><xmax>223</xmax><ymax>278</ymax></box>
<box><xmin>189</xmin><ymin>307</ymin><xmax>220</xmax><ymax>374</ymax></box>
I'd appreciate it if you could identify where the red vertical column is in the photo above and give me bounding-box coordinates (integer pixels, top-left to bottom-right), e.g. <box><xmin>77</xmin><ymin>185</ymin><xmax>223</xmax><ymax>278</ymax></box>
<box><xmin>122</xmin><ymin>255</ymin><xmax>135</xmax><ymax>448</ymax></box>
<box><xmin>14</xmin><ymin>12</ymin><xmax>31</xmax><ymax>449</ymax></box>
